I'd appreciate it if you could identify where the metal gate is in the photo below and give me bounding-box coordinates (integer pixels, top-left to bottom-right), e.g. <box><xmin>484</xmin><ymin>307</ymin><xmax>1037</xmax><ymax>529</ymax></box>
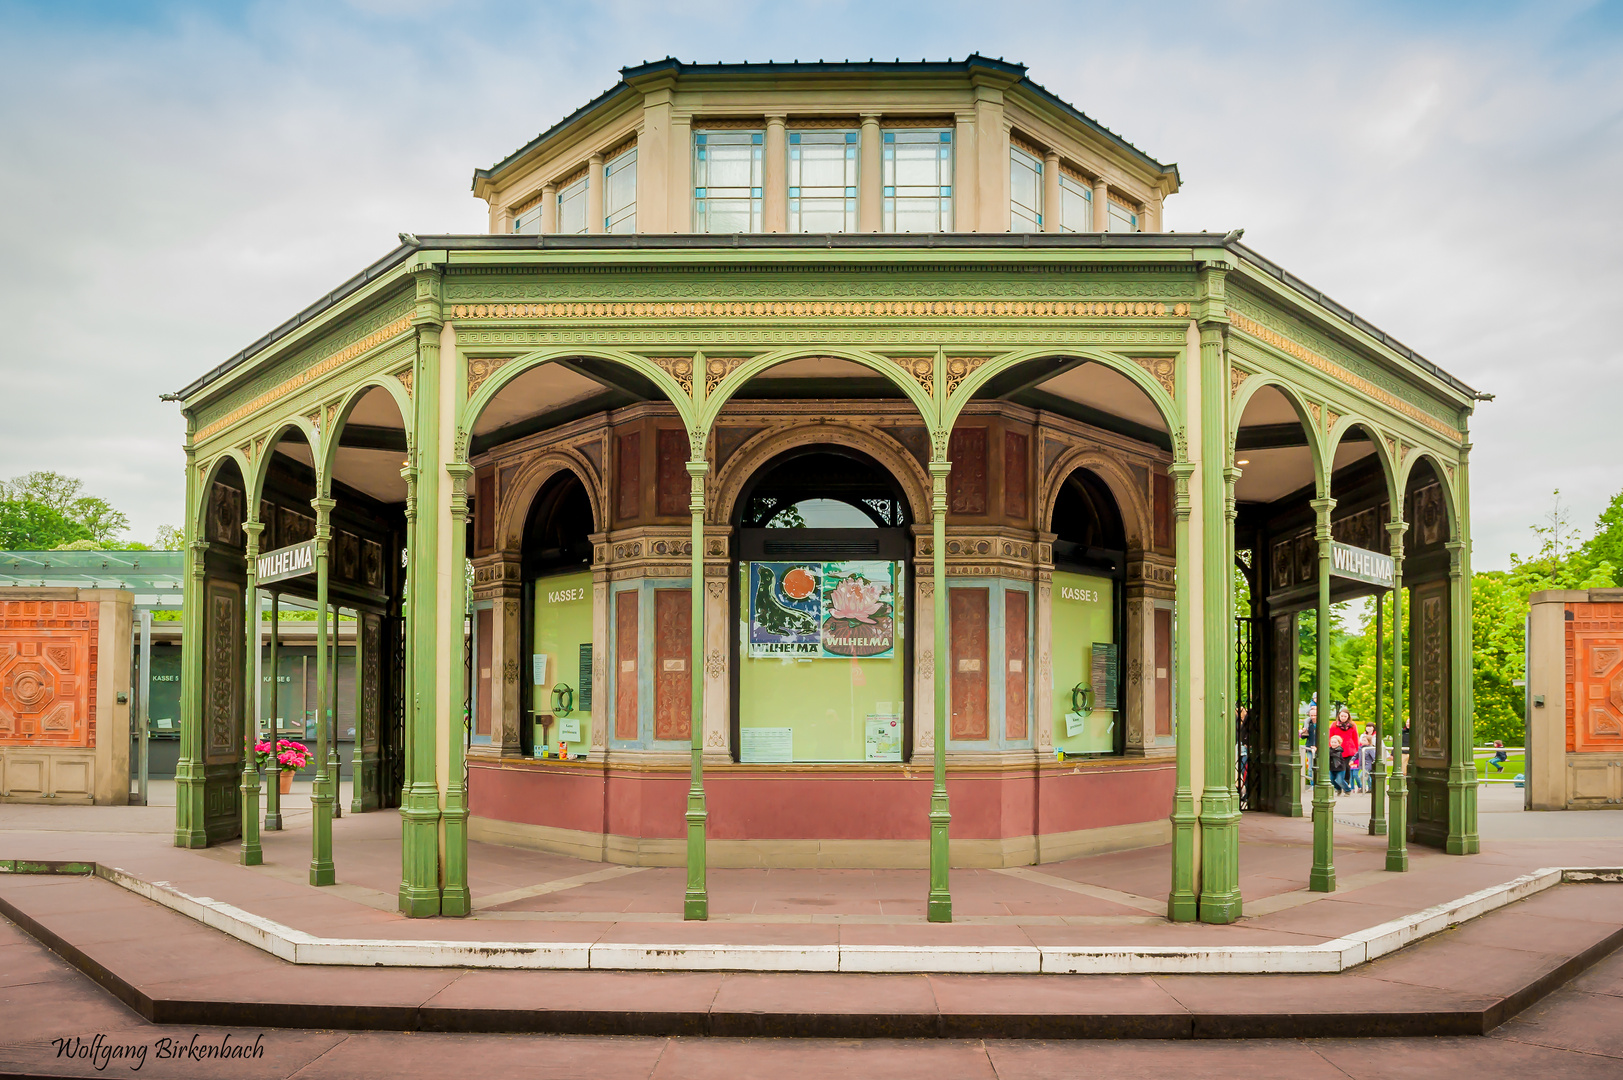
<box><xmin>1236</xmin><ymin>613</ymin><xmax>1267</xmax><ymax>811</ymax></box>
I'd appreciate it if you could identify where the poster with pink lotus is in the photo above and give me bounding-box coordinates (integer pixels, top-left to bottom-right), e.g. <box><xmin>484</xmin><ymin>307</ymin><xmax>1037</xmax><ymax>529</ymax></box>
<box><xmin>818</xmin><ymin>561</ymin><xmax>898</xmax><ymax>659</ymax></box>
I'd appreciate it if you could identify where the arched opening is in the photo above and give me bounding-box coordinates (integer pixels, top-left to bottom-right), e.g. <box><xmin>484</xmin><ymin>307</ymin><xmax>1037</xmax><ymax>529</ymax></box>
<box><xmin>731</xmin><ymin>446</ymin><xmax>913</xmax><ymax>763</ymax></box>
<box><xmin>1049</xmin><ymin>465</ymin><xmax>1129</xmax><ymax>756</ymax></box>
<box><xmin>514</xmin><ymin>468</ymin><xmax>595</xmax><ymax>756</ymax></box>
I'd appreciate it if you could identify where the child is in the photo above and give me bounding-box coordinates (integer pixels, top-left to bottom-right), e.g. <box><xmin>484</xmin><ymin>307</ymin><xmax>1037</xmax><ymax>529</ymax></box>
<box><xmin>1490</xmin><ymin>740</ymin><xmax>1509</xmax><ymax>772</ymax></box>
<box><xmin>1328</xmin><ymin>733</ymin><xmax>1348</xmax><ymax>793</ymax></box>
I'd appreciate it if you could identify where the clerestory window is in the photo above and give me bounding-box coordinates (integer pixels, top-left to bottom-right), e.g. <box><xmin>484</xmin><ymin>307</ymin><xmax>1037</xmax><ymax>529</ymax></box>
<box><xmin>557</xmin><ymin>175</ymin><xmax>588</xmax><ymax>235</ymax></box>
<box><xmin>1058</xmin><ymin>172</ymin><xmax>1093</xmax><ymax>233</ymax></box>
<box><xmin>882</xmin><ymin>129</ymin><xmax>953</xmax><ymax>232</ymax></box>
<box><xmin>788</xmin><ymin>130</ymin><xmax>857</xmax><ymax>233</ymax></box>
<box><xmin>1010</xmin><ymin>145</ymin><xmax>1043</xmax><ymax>232</ymax></box>
<box><xmin>604</xmin><ymin>147</ymin><xmax>637</xmax><ymax>233</ymax></box>
<box><xmin>694</xmin><ymin>131</ymin><xmax>763</xmax><ymax>233</ymax></box>
<box><xmin>512</xmin><ymin>202</ymin><xmax>543</xmax><ymax>234</ymax></box>
<box><xmin>1106</xmin><ymin>198</ymin><xmax>1140</xmax><ymax>233</ymax></box>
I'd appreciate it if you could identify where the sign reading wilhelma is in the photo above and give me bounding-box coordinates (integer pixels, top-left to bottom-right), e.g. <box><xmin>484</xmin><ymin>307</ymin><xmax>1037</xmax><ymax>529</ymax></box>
<box><xmin>1329</xmin><ymin>541</ymin><xmax>1394</xmax><ymax>588</ymax></box>
<box><xmin>256</xmin><ymin>540</ymin><xmax>316</xmax><ymax>585</ymax></box>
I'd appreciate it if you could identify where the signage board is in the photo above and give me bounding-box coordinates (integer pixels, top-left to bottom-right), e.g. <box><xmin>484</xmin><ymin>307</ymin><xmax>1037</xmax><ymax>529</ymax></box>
<box><xmin>256</xmin><ymin>540</ymin><xmax>316</xmax><ymax>585</ymax></box>
<box><xmin>747</xmin><ymin>561</ymin><xmax>900</xmax><ymax>659</ymax></box>
<box><xmin>1330</xmin><ymin>542</ymin><xmax>1394</xmax><ymax>588</ymax></box>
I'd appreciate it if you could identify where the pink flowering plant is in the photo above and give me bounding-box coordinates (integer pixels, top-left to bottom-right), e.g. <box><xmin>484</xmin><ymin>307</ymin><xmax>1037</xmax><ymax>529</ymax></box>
<box><xmin>252</xmin><ymin>738</ymin><xmax>311</xmax><ymax>771</ymax></box>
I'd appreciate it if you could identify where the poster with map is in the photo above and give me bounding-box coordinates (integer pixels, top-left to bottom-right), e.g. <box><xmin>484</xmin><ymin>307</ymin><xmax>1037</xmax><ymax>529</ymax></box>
<box><xmin>748</xmin><ymin>562</ymin><xmax>822</xmax><ymax>657</ymax></box>
<box><xmin>747</xmin><ymin>561</ymin><xmax>901</xmax><ymax>659</ymax></box>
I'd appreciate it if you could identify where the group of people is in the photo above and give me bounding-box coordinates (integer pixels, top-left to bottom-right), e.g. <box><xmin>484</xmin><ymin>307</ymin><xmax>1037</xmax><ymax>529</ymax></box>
<box><xmin>1299</xmin><ymin>696</ymin><xmax>1406</xmax><ymax>795</ymax></box>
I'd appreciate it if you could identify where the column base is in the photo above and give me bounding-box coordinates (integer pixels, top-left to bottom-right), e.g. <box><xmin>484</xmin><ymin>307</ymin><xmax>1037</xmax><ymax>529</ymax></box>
<box><xmin>398</xmin><ymin>785</ymin><xmax>442</xmax><ymax>917</ymax></box>
<box><xmin>1308</xmin><ymin>866</ymin><xmax>1337</xmax><ymax>892</ymax></box>
<box><xmin>927</xmin><ymin>894</ymin><xmax>953</xmax><ymax>923</ymax></box>
<box><xmin>1445</xmin><ymin>768</ymin><xmax>1480</xmax><ymax>855</ymax></box>
<box><xmin>441</xmin><ymin>887</ymin><xmax>470</xmax><ymax>917</ymax></box>
<box><xmin>173</xmin><ymin>773</ymin><xmax>208</xmax><ymax>849</ymax></box>
<box><xmin>1310</xmin><ymin>780</ymin><xmax>1336</xmax><ymax>893</ymax></box>
<box><xmin>1197</xmin><ymin>800</ymin><xmax>1242</xmax><ymax>924</ymax></box>
<box><xmin>1385</xmin><ymin>775</ymin><xmax>1409</xmax><ymax>872</ymax></box>
<box><xmin>1167</xmin><ymin>800</ymin><xmax>1200</xmax><ymax>923</ymax></box>
<box><xmin>398</xmin><ymin>885</ymin><xmax>441</xmax><ymax>918</ymax></box>
<box><xmin>684</xmin><ymin>894</ymin><xmax>709</xmax><ymax>921</ymax></box>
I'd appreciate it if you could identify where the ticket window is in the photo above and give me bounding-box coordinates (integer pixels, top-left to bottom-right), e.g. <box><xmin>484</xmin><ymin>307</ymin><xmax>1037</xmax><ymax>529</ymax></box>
<box><xmin>736</xmin><ymin>560</ymin><xmax>907</xmax><ymax>763</ymax></box>
<box><xmin>1051</xmin><ymin>571</ymin><xmax>1122</xmax><ymax>755</ymax></box>
<box><xmin>531</xmin><ymin>570</ymin><xmax>594</xmax><ymax>755</ymax></box>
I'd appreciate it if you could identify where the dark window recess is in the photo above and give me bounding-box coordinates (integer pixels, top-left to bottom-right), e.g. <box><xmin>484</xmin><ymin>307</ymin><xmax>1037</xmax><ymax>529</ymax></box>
<box><xmin>656</xmin><ymin>429</ymin><xmax>688</xmax><ymax>516</ymax></box>
<box><xmin>762</xmin><ymin>537</ymin><xmax>881</xmax><ymax>559</ymax></box>
<box><xmin>948</xmin><ymin>428</ymin><xmax>987</xmax><ymax>515</ymax></box>
<box><xmin>578</xmin><ymin>643</ymin><xmax>594</xmax><ymax>712</ymax></box>
<box><xmin>617</xmin><ymin>431</ymin><xmax>641</xmax><ymax>521</ymax></box>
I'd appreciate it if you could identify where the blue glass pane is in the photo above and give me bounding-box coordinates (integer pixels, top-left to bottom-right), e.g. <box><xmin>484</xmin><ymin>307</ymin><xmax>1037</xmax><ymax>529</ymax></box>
<box><xmin>697</xmin><ymin>149</ymin><xmax>706</xmax><ymax>160</ymax></box>
<box><xmin>751</xmin><ymin>133</ymin><xmax>763</xmax><ymax>144</ymax></box>
<box><xmin>790</xmin><ymin>132</ymin><xmax>801</xmax><ymax>143</ymax></box>
<box><xmin>695</xmin><ymin>188</ymin><xmax>706</xmax><ymax>197</ymax></box>
<box><xmin>845</xmin><ymin>199</ymin><xmax>856</xmax><ymax>211</ymax></box>
<box><xmin>790</xmin><ymin>149</ymin><xmax>801</xmax><ymax>159</ymax></box>
<box><xmin>940</xmin><ymin>186</ymin><xmax>951</xmax><ymax>196</ymax></box>
<box><xmin>751</xmin><ymin>187</ymin><xmax>762</xmax><ymax>197</ymax></box>
<box><xmin>940</xmin><ymin>131</ymin><xmax>952</xmax><ymax>142</ymax></box>
<box><xmin>884</xmin><ymin>147</ymin><xmax>894</xmax><ymax>159</ymax></box>
<box><xmin>845</xmin><ymin>147</ymin><xmax>855</xmax><ymax>158</ymax></box>
<box><xmin>884</xmin><ymin>132</ymin><xmax>895</xmax><ymax>143</ymax></box>
<box><xmin>845</xmin><ymin>132</ymin><xmax>857</xmax><ymax>143</ymax></box>
<box><xmin>1036</xmin><ymin>213</ymin><xmax>1043</xmax><ymax>225</ymax></box>
<box><xmin>883</xmin><ymin>186</ymin><xmax>895</xmax><ymax>197</ymax></box>
<box><xmin>695</xmin><ymin>133</ymin><xmax>707</xmax><ymax>145</ymax></box>
<box><xmin>696</xmin><ymin>201</ymin><xmax>706</xmax><ymax>211</ymax></box>
<box><xmin>844</xmin><ymin>186</ymin><xmax>856</xmax><ymax>197</ymax></box>
<box><xmin>940</xmin><ymin>148</ymin><xmax>950</xmax><ymax>159</ymax></box>
<box><xmin>788</xmin><ymin>187</ymin><xmax>800</xmax><ymax>197</ymax></box>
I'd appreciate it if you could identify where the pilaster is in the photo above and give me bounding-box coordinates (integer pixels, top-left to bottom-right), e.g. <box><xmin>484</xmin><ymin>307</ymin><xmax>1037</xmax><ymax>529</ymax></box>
<box><xmin>764</xmin><ymin>115</ymin><xmax>788</xmax><ymax>233</ymax></box>
<box><xmin>1445</xmin><ymin>531</ymin><xmax>1479</xmax><ymax>854</ymax></box>
<box><xmin>173</xmin><ymin>443</ymin><xmax>208</xmax><ymax>848</ymax></box>
<box><xmin>1386</xmin><ymin>519</ymin><xmax>1410</xmax><ymax>871</ymax></box>
<box><xmin>1166</xmin><ymin>461</ymin><xmax>1199</xmax><ymax>921</ymax></box>
<box><xmin>586</xmin><ymin>152</ymin><xmax>605</xmax><ymax>234</ymax></box>
<box><xmin>239</xmin><ymin>520</ymin><xmax>263</xmax><ymax>866</ymax></box>
<box><xmin>442</xmin><ymin>459</ymin><xmax>473</xmax><ymax>916</ymax></box>
<box><xmin>1309</xmin><ymin>495</ymin><xmax>1337</xmax><ymax>893</ymax></box>
<box><xmin>859</xmin><ymin>114</ymin><xmax>882</xmax><ymax>232</ymax></box>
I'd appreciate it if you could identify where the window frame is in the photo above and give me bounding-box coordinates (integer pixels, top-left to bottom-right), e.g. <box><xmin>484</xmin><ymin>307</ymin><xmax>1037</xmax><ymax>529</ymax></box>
<box><xmin>556</xmin><ymin>174</ymin><xmax>588</xmax><ymax>236</ymax></box>
<box><xmin>693</xmin><ymin>130</ymin><xmax>764</xmax><ymax>234</ymax></box>
<box><xmin>1057</xmin><ymin>172</ymin><xmax>1094</xmax><ymax>233</ymax></box>
<box><xmin>1106</xmin><ymin>197</ymin><xmax>1140</xmax><ymax>233</ymax></box>
<box><xmin>1009</xmin><ymin>145</ymin><xmax>1043</xmax><ymax>232</ymax></box>
<box><xmin>511</xmin><ymin>202</ymin><xmax>543</xmax><ymax>234</ymax></box>
<box><xmin>881</xmin><ymin>128</ymin><xmax>954</xmax><ymax>233</ymax></box>
<box><xmin>787</xmin><ymin>129</ymin><xmax>858</xmax><ymax>234</ymax></box>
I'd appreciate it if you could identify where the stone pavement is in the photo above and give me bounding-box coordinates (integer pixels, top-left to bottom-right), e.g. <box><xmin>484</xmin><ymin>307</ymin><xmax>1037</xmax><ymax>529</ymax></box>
<box><xmin>2</xmin><ymin>905</ymin><xmax>1622</xmax><ymax>1078</ymax></box>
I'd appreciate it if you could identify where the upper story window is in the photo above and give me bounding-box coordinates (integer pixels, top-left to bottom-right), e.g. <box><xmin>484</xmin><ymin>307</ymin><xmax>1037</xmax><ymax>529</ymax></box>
<box><xmin>512</xmin><ymin>203</ymin><xmax>543</xmax><ymax>234</ymax></box>
<box><xmin>1009</xmin><ymin>145</ymin><xmax>1043</xmax><ymax>231</ymax></box>
<box><xmin>1058</xmin><ymin>172</ymin><xmax>1093</xmax><ymax>233</ymax></box>
<box><xmin>788</xmin><ymin>130</ymin><xmax>857</xmax><ymax>233</ymax></box>
<box><xmin>1106</xmin><ymin>197</ymin><xmax>1140</xmax><ymax>233</ymax></box>
<box><xmin>694</xmin><ymin>130</ymin><xmax>763</xmax><ymax>233</ymax></box>
<box><xmin>557</xmin><ymin>174</ymin><xmax>588</xmax><ymax>235</ymax></box>
<box><xmin>883</xmin><ymin>130</ymin><xmax>952</xmax><ymax>232</ymax></box>
<box><xmin>604</xmin><ymin>147</ymin><xmax>637</xmax><ymax>233</ymax></box>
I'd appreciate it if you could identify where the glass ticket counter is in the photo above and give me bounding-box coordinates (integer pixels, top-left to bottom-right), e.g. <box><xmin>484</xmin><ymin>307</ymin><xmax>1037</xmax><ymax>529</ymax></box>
<box><xmin>531</xmin><ymin>569</ymin><xmax>594</xmax><ymax>755</ymax></box>
<box><xmin>1051</xmin><ymin>570</ymin><xmax>1121</xmax><ymax>755</ymax></box>
<box><xmin>736</xmin><ymin>559</ymin><xmax>906</xmax><ymax>762</ymax></box>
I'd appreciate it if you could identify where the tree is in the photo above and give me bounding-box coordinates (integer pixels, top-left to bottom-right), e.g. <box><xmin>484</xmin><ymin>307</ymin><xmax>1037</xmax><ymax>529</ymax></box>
<box><xmin>153</xmin><ymin>525</ymin><xmax>184</xmax><ymax>550</ymax></box>
<box><xmin>0</xmin><ymin>471</ymin><xmax>130</xmax><ymax>548</ymax></box>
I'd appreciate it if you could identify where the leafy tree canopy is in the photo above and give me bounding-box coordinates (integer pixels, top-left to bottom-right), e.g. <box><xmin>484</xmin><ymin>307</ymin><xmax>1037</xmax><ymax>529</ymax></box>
<box><xmin>0</xmin><ymin>471</ymin><xmax>177</xmax><ymax>551</ymax></box>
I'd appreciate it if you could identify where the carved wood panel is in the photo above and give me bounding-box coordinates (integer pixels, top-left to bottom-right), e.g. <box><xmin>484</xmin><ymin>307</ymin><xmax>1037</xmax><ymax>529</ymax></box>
<box><xmin>1153</xmin><ymin>470</ymin><xmax>1172</xmax><ymax>552</ymax></box>
<box><xmin>0</xmin><ymin>601</ymin><xmax>96</xmax><ymax>748</ymax></box>
<box><xmin>1567</xmin><ymin>603</ymin><xmax>1623</xmax><ymax>753</ymax></box>
<box><xmin>1003</xmin><ymin>431</ymin><xmax>1029</xmax><ymax>520</ymax></box>
<box><xmin>948</xmin><ymin>428</ymin><xmax>987</xmax><ymax>516</ymax></box>
<box><xmin>654</xmin><ymin>588</ymin><xmax>692</xmax><ymax>741</ymax></box>
<box><xmin>207</xmin><ymin>482</ymin><xmax>243</xmax><ymax>546</ymax></box>
<box><xmin>1273</xmin><ymin>613</ymin><xmax>1295</xmax><ymax>750</ymax></box>
<box><xmin>656</xmin><ymin>429</ymin><xmax>688</xmax><ymax>517</ymax></box>
<box><xmin>614</xmin><ymin>590</ymin><xmax>639</xmax><ymax>741</ymax></box>
<box><xmin>361</xmin><ymin>612</ymin><xmax>381</xmax><ymax>747</ymax></box>
<box><xmin>1155</xmin><ymin>606</ymin><xmax>1174</xmax><ymax>739</ymax></box>
<box><xmin>1411</xmin><ymin>582</ymin><xmax>1449</xmax><ymax>766</ymax></box>
<box><xmin>1004</xmin><ymin>589</ymin><xmax>1028</xmax><ymax>741</ymax></box>
<box><xmin>616</xmin><ymin>431</ymin><xmax>641</xmax><ymax>523</ymax></box>
<box><xmin>475</xmin><ymin>471</ymin><xmax>496</xmax><ymax>554</ymax></box>
<box><xmin>204</xmin><ymin>581</ymin><xmax>242</xmax><ymax>763</ymax></box>
<box><xmin>950</xmin><ymin>587</ymin><xmax>988</xmax><ymax>740</ymax></box>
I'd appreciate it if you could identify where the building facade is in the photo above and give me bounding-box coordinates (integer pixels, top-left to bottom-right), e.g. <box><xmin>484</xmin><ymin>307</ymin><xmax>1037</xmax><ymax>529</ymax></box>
<box><xmin>169</xmin><ymin>56</ymin><xmax>1482</xmax><ymax>923</ymax></box>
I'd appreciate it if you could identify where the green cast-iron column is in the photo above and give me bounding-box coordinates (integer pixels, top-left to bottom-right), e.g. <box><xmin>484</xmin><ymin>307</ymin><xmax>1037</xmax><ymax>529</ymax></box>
<box><xmin>265</xmin><ymin>591</ymin><xmax>282</xmax><ymax>830</ymax></box>
<box><xmin>1386</xmin><ymin>519</ymin><xmax>1409</xmax><ymax>871</ymax></box>
<box><xmin>309</xmin><ymin>496</ymin><xmax>336</xmax><ymax>886</ymax></box>
<box><xmin>443</xmin><ymin>461</ymin><xmax>473</xmax><ymax>916</ymax></box>
<box><xmin>1447</xmin><ymin>438</ymin><xmax>1478</xmax><ymax>855</ymax></box>
<box><xmin>927</xmin><ymin>454</ymin><xmax>952</xmax><ymax>923</ymax></box>
<box><xmin>174</xmin><ymin>426</ymin><xmax>208</xmax><ymax>848</ymax></box>
<box><xmin>1166</xmin><ymin>460</ymin><xmax>1198</xmax><ymax>921</ymax></box>
<box><xmin>683</xmin><ymin>455</ymin><xmax>710</xmax><ymax>921</ymax></box>
<box><xmin>1276</xmin><ymin>611</ymin><xmax>1305</xmax><ymax>819</ymax></box>
<box><xmin>239</xmin><ymin>521</ymin><xmax>264</xmax><ymax>866</ymax></box>
<box><xmin>328</xmin><ymin>612</ymin><xmax>341</xmax><ymax>820</ymax></box>
<box><xmin>399</xmin><ymin>267</ymin><xmax>444</xmax><ymax>918</ymax></box>
<box><xmin>1309</xmin><ymin>495</ymin><xmax>1336</xmax><ymax>892</ymax></box>
<box><xmin>1368</xmin><ymin>588</ymin><xmax>1387</xmax><ymax>837</ymax></box>
<box><xmin>351</xmin><ymin>608</ymin><xmax>368</xmax><ymax>814</ymax></box>
<box><xmin>1197</xmin><ymin>318</ymin><xmax>1241</xmax><ymax>923</ymax></box>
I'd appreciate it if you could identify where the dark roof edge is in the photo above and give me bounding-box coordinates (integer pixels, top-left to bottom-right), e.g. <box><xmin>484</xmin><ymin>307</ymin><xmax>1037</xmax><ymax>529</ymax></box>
<box><xmin>470</xmin><ymin>55</ymin><xmax>1176</xmax><ymax>192</ymax></box>
<box><xmin>178</xmin><ymin>231</ymin><xmax>1474</xmax><ymax>408</ymax></box>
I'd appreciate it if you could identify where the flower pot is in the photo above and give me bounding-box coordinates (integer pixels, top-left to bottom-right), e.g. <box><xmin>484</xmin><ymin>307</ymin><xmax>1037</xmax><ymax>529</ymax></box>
<box><xmin>279</xmin><ymin>770</ymin><xmax>294</xmax><ymax>795</ymax></box>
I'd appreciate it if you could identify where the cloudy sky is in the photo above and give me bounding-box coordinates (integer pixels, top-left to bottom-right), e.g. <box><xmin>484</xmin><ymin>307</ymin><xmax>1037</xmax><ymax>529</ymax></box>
<box><xmin>1</xmin><ymin>0</ymin><xmax>1619</xmax><ymax>567</ymax></box>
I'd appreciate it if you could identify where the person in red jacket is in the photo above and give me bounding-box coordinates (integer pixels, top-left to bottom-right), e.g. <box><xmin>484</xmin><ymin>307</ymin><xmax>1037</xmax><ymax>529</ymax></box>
<box><xmin>1328</xmin><ymin>705</ymin><xmax>1359</xmax><ymax>795</ymax></box>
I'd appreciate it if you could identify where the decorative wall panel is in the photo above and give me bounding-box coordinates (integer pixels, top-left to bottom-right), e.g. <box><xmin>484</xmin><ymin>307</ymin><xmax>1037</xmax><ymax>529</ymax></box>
<box><xmin>1412</xmin><ymin>582</ymin><xmax>1449</xmax><ymax>766</ymax></box>
<box><xmin>1567</xmin><ymin>602</ymin><xmax>1623</xmax><ymax>754</ymax></box>
<box><xmin>654</xmin><ymin>588</ymin><xmax>692</xmax><ymax>741</ymax></box>
<box><xmin>614</xmin><ymin>590</ymin><xmax>639</xmax><ymax>740</ymax></box>
<box><xmin>0</xmin><ymin>600</ymin><xmax>96</xmax><ymax>748</ymax></box>
<box><xmin>950</xmin><ymin>587</ymin><xmax>989</xmax><ymax>740</ymax></box>
<box><xmin>1005</xmin><ymin>589</ymin><xmax>1029</xmax><ymax>740</ymax></box>
<box><xmin>656</xmin><ymin>429</ymin><xmax>688</xmax><ymax>517</ymax></box>
<box><xmin>948</xmin><ymin>428</ymin><xmax>987</xmax><ymax>516</ymax></box>
<box><xmin>1003</xmin><ymin>431</ymin><xmax>1029</xmax><ymax>520</ymax></box>
<box><xmin>204</xmin><ymin>581</ymin><xmax>242</xmax><ymax>763</ymax></box>
<box><xmin>617</xmin><ymin>432</ymin><xmax>641</xmax><ymax>522</ymax></box>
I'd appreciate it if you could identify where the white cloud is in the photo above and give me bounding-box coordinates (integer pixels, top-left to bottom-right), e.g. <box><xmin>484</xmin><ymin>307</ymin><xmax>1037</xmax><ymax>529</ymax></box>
<box><xmin>0</xmin><ymin>0</ymin><xmax>1617</xmax><ymax>563</ymax></box>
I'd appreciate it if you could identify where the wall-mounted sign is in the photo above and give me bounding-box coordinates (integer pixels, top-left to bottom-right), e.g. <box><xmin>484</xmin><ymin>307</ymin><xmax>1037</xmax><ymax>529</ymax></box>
<box><xmin>1330</xmin><ymin>542</ymin><xmax>1394</xmax><ymax>588</ymax></box>
<box><xmin>1090</xmin><ymin>642</ymin><xmax>1120</xmax><ymax>710</ymax></box>
<box><xmin>865</xmin><ymin>715</ymin><xmax>902</xmax><ymax>761</ymax></box>
<box><xmin>257</xmin><ymin>540</ymin><xmax>315</xmax><ymax>585</ymax></box>
<box><xmin>740</xmin><ymin>726</ymin><xmax>793</xmax><ymax>763</ymax></box>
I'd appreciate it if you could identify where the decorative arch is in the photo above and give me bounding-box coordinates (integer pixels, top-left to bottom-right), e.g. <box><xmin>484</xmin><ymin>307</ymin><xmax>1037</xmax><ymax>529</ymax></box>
<box><xmin>701</xmin><ymin>347</ymin><xmax>937</xmax><ymax>430</ymax></box>
<box><xmin>460</xmin><ymin>346</ymin><xmax>699</xmax><ymax>453</ymax></box>
<box><xmin>944</xmin><ymin>348</ymin><xmax>1183</xmax><ymax>449</ymax></box>
<box><xmin>1040</xmin><ymin>447</ymin><xmax>1154</xmax><ymax>553</ymax></box>
<box><xmin>193</xmin><ymin>448</ymin><xmax>253</xmax><ymax>539</ymax></box>
<box><xmin>1325</xmin><ymin>413</ymin><xmax>1399</xmax><ymax>509</ymax></box>
<box><xmin>709</xmin><ymin>423</ymin><xmax>932</xmax><ymax>529</ymax></box>
<box><xmin>246</xmin><ymin>416</ymin><xmax>322</xmax><ymax>509</ymax></box>
<box><xmin>1398</xmin><ymin>446</ymin><xmax>1462</xmax><ymax>541</ymax></box>
<box><xmin>492</xmin><ymin>449</ymin><xmax>604</xmax><ymax>555</ymax></box>
<box><xmin>318</xmin><ymin>376</ymin><xmax>415</xmax><ymax>485</ymax></box>
<box><xmin>1229</xmin><ymin>374</ymin><xmax>1329</xmax><ymax>495</ymax></box>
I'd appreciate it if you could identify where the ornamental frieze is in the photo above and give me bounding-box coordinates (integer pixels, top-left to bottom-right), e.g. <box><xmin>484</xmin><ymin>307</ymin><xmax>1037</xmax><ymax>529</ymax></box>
<box><xmin>449</xmin><ymin>299</ymin><xmax>1190</xmax><ymax>321</ymax></box>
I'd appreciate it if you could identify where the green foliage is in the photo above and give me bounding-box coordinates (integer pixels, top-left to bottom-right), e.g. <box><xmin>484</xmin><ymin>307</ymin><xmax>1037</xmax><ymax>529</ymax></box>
<box><xmin>153</xmin><ymin>525</ymin><xmax>184</xmax><ymax>550</ymax></box>
<box><xmin>0</xmin><ymin>471</ymin><xmax>131</xmax><ymax>549</ymax></box>
<box><xmin>1297</xmin><ymin>606</ymin><xmax>1360</xmax><ymax>709</ymax></box>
